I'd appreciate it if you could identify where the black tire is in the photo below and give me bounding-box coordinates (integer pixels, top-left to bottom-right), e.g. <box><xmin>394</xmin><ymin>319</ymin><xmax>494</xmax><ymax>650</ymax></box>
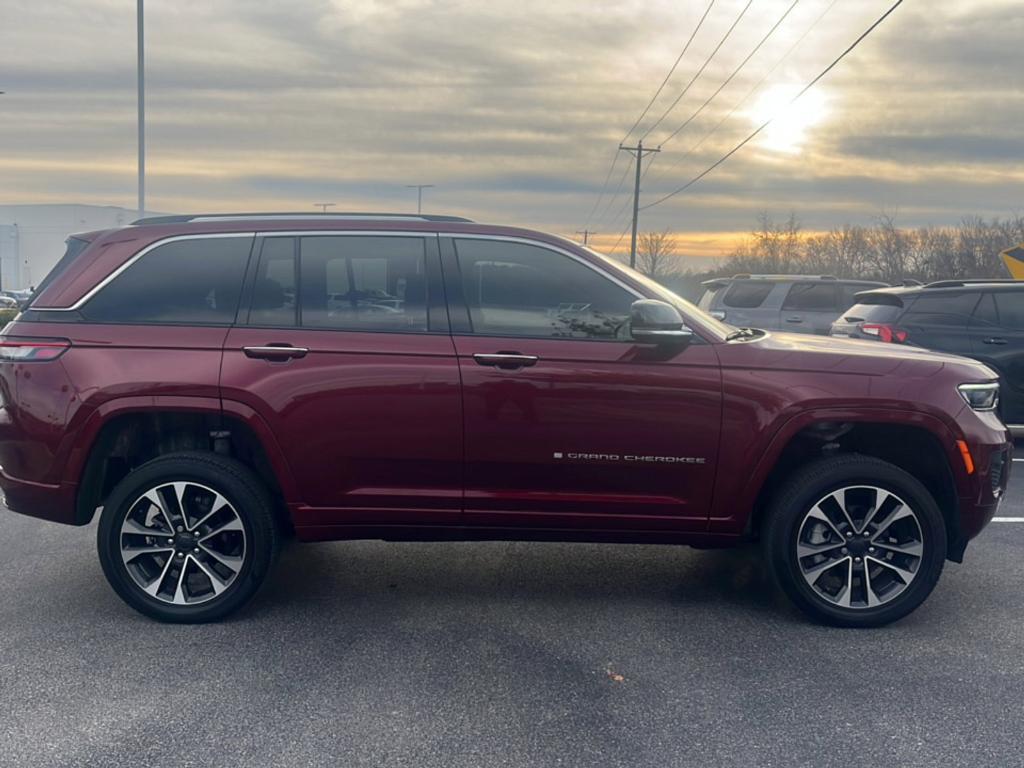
<box><xmin>97</xmin><ymin>451</ymin><xmax>278</xmax><ymax>623</ymax></box>
<box><xmin>762</xmin><ymin>454</ymin><xmax>947</xmax><ymax>628</ymax></box>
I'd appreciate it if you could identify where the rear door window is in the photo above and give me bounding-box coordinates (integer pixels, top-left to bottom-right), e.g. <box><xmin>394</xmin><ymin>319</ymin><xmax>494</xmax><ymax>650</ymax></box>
<box><xmin>723</xmin><ymin>281</ymin><xmax>774</xmax><ymax>308</ymax></box>
<box><xmin>994</xmin><ymin>293</ymin><xmax>1024</xmax><ymax>330</ymax></box>
<box><xmin>82</xmin><ymin>236</ymin><xmax>253</xmax><ymax>324</ymax></box>
<box><xmin>901</xmin><ymin>293</ymin><xmax>980</xmax><ymax>326</ymax></box>
<box><xmin>783</xmin><ymin>282</ymin><xmax>839</xmax><ymax>311</ymax></box>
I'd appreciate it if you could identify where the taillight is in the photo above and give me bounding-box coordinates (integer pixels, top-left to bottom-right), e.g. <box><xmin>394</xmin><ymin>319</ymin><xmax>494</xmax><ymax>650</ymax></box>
<box><xmin>859</xmin><ymin>323</ymin><xmax>907</xmax><ymax>343</ymax></box>
<box><xmin>0</xmin><ymin>337</ymin><xmax>71</xmax><ymax>361</ymax></box>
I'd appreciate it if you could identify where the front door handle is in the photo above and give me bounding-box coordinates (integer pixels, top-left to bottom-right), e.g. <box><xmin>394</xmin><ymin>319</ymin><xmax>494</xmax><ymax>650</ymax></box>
<box><xmin>785</xmin><ymin>316</ymin><xmax>804</xmax><ymax>323</ymax></box>
<box><xmin>243</xmin><ymin>344</ymin><xmax>309</xmax><ymax>360</ymax></box>
<box><xmin>472</xmin><ymin>352</ymin><xmax>539</xmax><ymax>370</ymax></box>
<box><xmin>983</xmin><ymin>337</ymin><xmax>1008</xmax><ymax>345</ymax></box>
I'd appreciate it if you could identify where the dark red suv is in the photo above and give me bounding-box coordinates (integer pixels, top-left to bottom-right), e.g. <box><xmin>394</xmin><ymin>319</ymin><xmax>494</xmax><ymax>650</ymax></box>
<box><xmin>0</xmin><ymin>213</ymin><xmax>1011</xmax><ymax>626</ymax></box>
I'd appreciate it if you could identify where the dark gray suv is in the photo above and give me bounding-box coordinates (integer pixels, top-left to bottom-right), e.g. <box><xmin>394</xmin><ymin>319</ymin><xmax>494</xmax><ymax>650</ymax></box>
<box><xmin>698</xmin><ymin>275</ymin><xmax>888</xmax><ymax>335</ymax></box>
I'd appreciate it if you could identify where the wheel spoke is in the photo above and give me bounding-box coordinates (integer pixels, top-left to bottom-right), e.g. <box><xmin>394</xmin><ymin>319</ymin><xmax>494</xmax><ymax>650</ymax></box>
<box><xmin>873</xmin><ymin>540</ymin><xmax>923</xmax><ymax>558</ymax></box>
<box><xmin>869</xmin><ymin>504</ymin><xmax>913</xmax><ymax>541</ymax></box>
<box><xmin>866</xmin><ymin>555</ymin><xmax>915</xmax><ymax>584</ymax></box>
<box><xmin>172</xmin><ymin>558</ymin><xmax>189</xmax><ymax>604</ymax></box>
<box><xmin>862</xmin><ymin>559</ymin><xmax>881</xmax><ymax>608</ymax></box>
<box><xmin>802</xmin><ymin>555</ymin><xmax>851</xmax><ymax>582</ymax></box>
<box><xmin>121</xmin><ymin>545</ymin><xmax>173</xmax><ymax>565</ymax></box>
<box><xmin>833</xmin><ymin>557</ymin><xmax>854</xmax><ymax>608</ymax></box>
<box><xmin>122</xmin><ymin>517</ymin><xmax>172</xmax><ymax>539</ymax></box>
<box><xmin>861</xmin><ymin>489</ymin><xmax>891</xmax><ymax>533</ymax></box>
<box><xmin>142</xmin><ymin>490</ymin><xmax>175</xmax><ymax>533</ymax></box>
<box><xmin>141</xmin><ymin>555</ymin><xmax>176</xmax><ymax>598</ymax></box>
<box><xmin>806</xmin><ymin>505</ymin><xmax>845</xmax><ymax>541</ymax></box>
<box><xmin>190</xmin><ymin>492</ymin><xmax>230</xmax><ymax>532</ymax></box>
<box><xmin>833</xmin><ymin>490</ymin><xmax>859</xmax><ymax>533</ymax></box>
<box><xmin>199</xmin><ymin>543</ymin><xmax>243</xmax><ymax>572</ymax></box>
<box><xmin>797</xmin><ymin>540</ymin><xmax>846</xmax><ymax>558</ymax></box>
<box><xmin>190</xmin><ymin>555</ymin><xmax>231</xmax><ymax>595</ymax></box>
<box><xmin>199</xmin><ymin>517</ymin><xmax>243</xmax><ymax>540</ymax></box>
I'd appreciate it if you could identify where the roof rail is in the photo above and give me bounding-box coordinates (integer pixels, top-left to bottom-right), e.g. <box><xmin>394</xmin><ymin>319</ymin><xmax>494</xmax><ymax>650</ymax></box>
<box><xmin>131</xmin><ymin>212</ymin><xmax>475</xmax><ymax>225</ymax></box>
<box><xmin>732</xmin><ymin>273</ymin><xmax>838</xmax><ymax>280</ymax></box>
<box><xmin>924</xmin><ymin>278</ymin><xmax>1022</xmax><ymax>289</ymax></box>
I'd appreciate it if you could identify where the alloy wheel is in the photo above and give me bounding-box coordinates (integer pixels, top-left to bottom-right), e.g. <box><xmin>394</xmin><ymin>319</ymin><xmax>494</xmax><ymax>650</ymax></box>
<box><xmin>119</xmin><ymin>481</ymin><xmax>247</xmax><ymax>605</ymax></box>
<box><xmin>796</xmin><ymin>485</ymin><xmax>924</xmax><ymax>609</ymax></box>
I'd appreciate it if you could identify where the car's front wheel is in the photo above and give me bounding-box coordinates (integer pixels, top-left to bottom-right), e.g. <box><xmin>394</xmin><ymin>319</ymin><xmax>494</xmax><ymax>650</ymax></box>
<box><xmin>97</xmin><ymin>451</ymin><xmax>278</xmax><ymax>623</ymax></box>
<box><xmin>763</xmin><ymin>455</ymin><xmax>947</xmax><ymax>627</ymax></box>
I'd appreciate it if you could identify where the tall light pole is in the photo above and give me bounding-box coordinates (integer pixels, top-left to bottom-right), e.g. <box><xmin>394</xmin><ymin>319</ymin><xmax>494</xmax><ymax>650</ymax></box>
<box><xmin>137</xmin><ymin>0</ymin><xmax>145</xmax><ymax>218</ymax></box>
<box><xmin>405</xmin><ymin>184</ymin><xmax>434</xmax><ymax>214</ymax></box>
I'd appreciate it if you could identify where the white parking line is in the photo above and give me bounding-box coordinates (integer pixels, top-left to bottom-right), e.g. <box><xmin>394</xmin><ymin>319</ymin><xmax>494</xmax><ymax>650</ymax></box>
<box><xmin>993</xmin><ymin>517</ymin><xmax>1024</xmax><ymax>522</ymax></box>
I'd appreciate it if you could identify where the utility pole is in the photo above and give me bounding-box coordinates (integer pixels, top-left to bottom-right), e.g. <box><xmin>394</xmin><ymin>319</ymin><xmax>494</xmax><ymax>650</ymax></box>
<box><xmin>314</xmin><ymin>203</ymin><xmax>336</xmax><ymax>213</ymax></box>
<box><xmin>575</xmin><ymin>229</ymin><xmax>595</xmax><ymax>246</ymax></box>
<box><xmin>137</xmin><ymin>0</ymin><xmax>145</xmax><ymax>218</ymax></box>
<box><xmin>618</xmin><ymin>140</ymin><xmax>659</xmax><ymax>268</ymax></box>
<box><xmin>405</xmin><ymin>184</ymin><xmax>434</xmax><ymax>214</ymax></box>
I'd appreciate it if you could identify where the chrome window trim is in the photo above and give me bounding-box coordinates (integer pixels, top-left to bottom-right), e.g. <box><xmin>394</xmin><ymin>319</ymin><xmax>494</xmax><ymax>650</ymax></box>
<box><xmin>32</xmin><ymin>230</ymin><xmax>644</xmax><ymax>314</ymax></box>
<box><xmin>32</xmin><ymin>232</ymin><xmax>256</xmax><ymax>312</ymax></box>
<box><xmin>441</xmin><ymin>233</ymin><xmax>645</xmax><ymax>300</ymax></box>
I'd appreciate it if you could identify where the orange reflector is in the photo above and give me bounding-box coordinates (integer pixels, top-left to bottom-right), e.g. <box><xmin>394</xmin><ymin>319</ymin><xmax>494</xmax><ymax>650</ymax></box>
<box><xmin>956</xmin><ymin>440</ymin><xmax>975</xmax><ymax>475</ymax></box>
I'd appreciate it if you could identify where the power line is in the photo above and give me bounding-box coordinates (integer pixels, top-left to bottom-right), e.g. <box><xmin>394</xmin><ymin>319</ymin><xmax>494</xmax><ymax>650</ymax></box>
<box><xmin>641</xmin><ymin>0</ymin><xmax>906</xmax><ymax>211</ymax></box>
<box><xmin>581</xmin><ymin>150</ymin><xmax>622</xmax><ymax>230</ymax></box>
<box><xmin>620</xmin><ymin>0</ymin><xmax>717</xmax><ymax>143</ymax></box>
<box><xmin>644</xmin><ymin>0</ymin><xmax>840</xmax><ymax>188</ymax></box>
<box><xmin>654</xmin><ymin>0</ymin><xmax>801</xmax><ymax>150</ymax></box>
<box><xmin>583</xmin><ymin>0</ymin><xmax>715</xmax><ymax>229</ymax></box>
<box><xmin>593</xmin><ymin>155</ymin><xmax>635</xmax><ymax>226</ymax></box>
<box><xmin>640</xmin><ymin>0</ymin><xmax>754</xmax><ymax>141</ymax></box>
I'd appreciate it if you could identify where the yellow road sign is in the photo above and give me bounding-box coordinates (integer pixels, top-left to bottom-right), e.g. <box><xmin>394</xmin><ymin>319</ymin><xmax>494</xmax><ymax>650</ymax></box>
<box><xmin>1002</xmin><ymin>244</ymin><xmax>1024</xmax><ymax>279</ymax></box>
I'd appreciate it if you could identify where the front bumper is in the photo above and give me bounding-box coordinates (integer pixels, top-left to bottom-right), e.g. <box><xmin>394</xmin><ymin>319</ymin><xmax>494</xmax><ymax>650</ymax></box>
<box><xmin>0</xmin><ymin>467</ymin><xmax>78</xmax><ymax>525</ymax></box>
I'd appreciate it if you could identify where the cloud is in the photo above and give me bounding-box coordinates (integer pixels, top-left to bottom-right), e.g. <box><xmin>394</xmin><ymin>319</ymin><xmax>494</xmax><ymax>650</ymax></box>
<box><xmin>0</xmin><ymin>0</ymin><xmax>1021</xmax><ymax>258</ymax></box>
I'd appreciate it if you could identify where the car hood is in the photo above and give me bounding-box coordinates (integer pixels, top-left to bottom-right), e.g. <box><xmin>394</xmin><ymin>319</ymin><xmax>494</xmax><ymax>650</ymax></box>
<box><xmin>723</xmin><ymin>330</ymin><xmax>998</xmax><ymax>380</ymax></box>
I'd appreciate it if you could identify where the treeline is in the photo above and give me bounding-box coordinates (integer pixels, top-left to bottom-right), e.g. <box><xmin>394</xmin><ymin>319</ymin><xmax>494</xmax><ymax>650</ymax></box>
<box><xmin>650</xmin><ymin>213</ymin><xmax>1024</xmax><ymax>301</ymax></box>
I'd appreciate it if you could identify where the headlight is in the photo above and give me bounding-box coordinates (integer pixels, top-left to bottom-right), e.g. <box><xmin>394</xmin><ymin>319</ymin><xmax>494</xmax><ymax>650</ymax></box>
<box><xmin>958</xmin><ymin>382</ymin><xmax>999</xmax><ymax>411</ymax></box>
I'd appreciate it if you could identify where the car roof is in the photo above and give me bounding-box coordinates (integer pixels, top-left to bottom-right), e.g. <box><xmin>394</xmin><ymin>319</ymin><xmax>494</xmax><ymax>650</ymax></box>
<box><xmin>856</xmin><ymin>279</ymin><xmax>1024</xmax><ymax>298</ymax></box>
<box><xmin>701</xmin><ymin>274</ymin><xmax>886</xmax><ymax>288</ymax></box>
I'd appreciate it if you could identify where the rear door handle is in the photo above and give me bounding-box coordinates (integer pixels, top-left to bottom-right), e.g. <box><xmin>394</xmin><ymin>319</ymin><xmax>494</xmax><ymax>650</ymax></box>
<box><xmin>785</xmin><ymin>316</ymin><xmax>804</xmax><ymax>323</ymax></box>
<box><xmin>243</xmin><ymin>344</ymin><xmax>309</xmax><ymax>360</ymax></box>
<box><xmin>472</xmin><ymin>352</ymin><xmax>539</xmax><ymax>369</ymax></box>
<box><xmin>983</xmin><ymin>337</ymin><xmax>1008</xmax><ymax>345</ymax></box>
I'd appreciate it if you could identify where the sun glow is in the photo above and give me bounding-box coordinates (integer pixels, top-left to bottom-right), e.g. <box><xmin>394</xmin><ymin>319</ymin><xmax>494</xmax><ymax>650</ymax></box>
<box><xmin>749</xmin><ymin>84</ymin><xmax>829</xmax><ymax>154</ymax></box>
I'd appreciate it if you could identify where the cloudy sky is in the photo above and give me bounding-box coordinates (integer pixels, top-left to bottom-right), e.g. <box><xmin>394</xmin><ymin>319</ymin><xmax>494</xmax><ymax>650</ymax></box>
<box><xmin>1</xmin><ymin>0</ymin><xmax>1021</xmax><ymax>261</ymax></box>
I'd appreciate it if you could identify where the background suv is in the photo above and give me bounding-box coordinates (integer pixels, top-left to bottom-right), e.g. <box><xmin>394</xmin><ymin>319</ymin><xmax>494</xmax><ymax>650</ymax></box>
<box><xmin>698</xmin><ymin>274</ymin><xmax>888</xmax><ymax>335</ymax></box>
<box><xmin>0</xmin><ymin>214</ymin><xmax>1010</xmax><ymax>627</ymax></box>
<box><xmin>831</xmin><ymin>280</ymin><xmax>1024</xmax><ymax>436</ymax></box>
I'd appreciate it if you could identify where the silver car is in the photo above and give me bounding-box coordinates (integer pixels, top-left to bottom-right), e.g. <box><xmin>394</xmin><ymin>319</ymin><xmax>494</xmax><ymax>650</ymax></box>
<box><xmin>697</xmin><ymin>275</ymin><xmax>888</xmax><ymax>335</ymax></box>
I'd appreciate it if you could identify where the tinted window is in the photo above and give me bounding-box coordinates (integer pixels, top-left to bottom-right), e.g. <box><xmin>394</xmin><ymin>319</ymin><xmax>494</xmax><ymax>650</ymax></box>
<box><xmin>840</xmin><ymin>283</ymin><xmax>880</xmax><ymax>308</ymax></box>
<box><xmin>972</xmin><ymin>293</ymin><xmax>999</xmax><ymax>326</ymax></box>
<box><xmin>723</xmin><ymin>281</ymin><xmax>773</xmax><ymax>308</ymax></box>
<box><xmin>994</xmin><ymin>292</ymin><xmax>1024</xmax><ymax>330</ymax></box>
<box><xmin>901</xmin><ymin>293</ymin><xmax>980</xmax><ymax>326</ymax></box>
<box><xmin>299</xmin><ymin>236</ymin><xmax>428</xmax><ymax>332</ymax></box>
<box><xmin>455</xmin><ymin>239</ymin><xmax>633</xmax><ymax>339</ymax></box>
<box><xmin>784</xmin><ymin>283</ymin><xmax>838</xmax><ymax>311</ymax></box>
<box><xmin>82</xmin><ymin>237</ymin><xmax>252</xmax><ymax>324</ymax></box>
<box><xmin>249</xmin><ymin>238</ymin><xmax>297</xmax><ymax>326</ymax></box>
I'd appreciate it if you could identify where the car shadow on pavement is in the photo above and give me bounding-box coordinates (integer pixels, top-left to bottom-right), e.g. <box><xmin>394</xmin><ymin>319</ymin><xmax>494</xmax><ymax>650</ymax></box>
<box><xmin>248</xmin><ymin>539</ymin><xmax>800</xmax><ymax>624</ymax></box>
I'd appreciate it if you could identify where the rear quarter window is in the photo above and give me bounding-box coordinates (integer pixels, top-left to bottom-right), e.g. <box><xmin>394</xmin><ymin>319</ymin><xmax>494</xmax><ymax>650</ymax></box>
<box><xmin>81</xmin><ymin>236</ymin><xmax>253</xmax><ymax>325</ymax></box>
<box><xmin>723</xmin><ymin>281</ymin><xmax>774</xmax><ymax>309</ymax></box>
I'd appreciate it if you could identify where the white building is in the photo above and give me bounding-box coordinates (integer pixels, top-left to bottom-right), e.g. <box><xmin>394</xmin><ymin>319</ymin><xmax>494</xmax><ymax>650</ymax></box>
<box><xmin>0</xmin><ymin>204</ymin><xmax>164</xmax><ymax>291</ymax></box>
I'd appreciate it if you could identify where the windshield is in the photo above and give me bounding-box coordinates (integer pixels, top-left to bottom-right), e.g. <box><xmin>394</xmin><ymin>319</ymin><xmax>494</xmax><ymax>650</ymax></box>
<box><xmin>583</xmin><ymin>246</ymin><xmax>733</xmax><ymax>339</ymax></box>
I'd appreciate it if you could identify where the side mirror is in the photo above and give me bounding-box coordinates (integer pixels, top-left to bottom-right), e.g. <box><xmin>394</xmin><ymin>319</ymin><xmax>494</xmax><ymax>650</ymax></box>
<box><xmin>630</xmin><ymin>299</ymin><xmax>693</xmax><ymax>344</ymax></box>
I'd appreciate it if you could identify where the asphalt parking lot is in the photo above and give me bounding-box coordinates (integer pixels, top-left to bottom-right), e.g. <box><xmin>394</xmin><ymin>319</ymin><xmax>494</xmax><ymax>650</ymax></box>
<box><xmin>2</xmin><ymin>453</ymin><xmax>1022</xmax><ymax>768</ymax></box>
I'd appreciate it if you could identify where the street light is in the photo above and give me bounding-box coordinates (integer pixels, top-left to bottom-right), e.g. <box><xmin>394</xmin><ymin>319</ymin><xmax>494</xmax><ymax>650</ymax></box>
<box><xmin>137</xmin><ymin>0</ymin><xmax>145</xmax><ymax>218</ymax></box>
<box><xmin>405</xmin><ymin>184</ymin><xmax>434</xmax><ymax>215</ymax></box>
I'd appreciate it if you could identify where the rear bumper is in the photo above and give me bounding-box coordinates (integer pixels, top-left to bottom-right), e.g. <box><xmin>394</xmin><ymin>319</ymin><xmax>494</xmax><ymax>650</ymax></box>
<box><xmin>0</xmin><ymin>468</ymin><xmax>79</xmax><ymax>525</ymax></box>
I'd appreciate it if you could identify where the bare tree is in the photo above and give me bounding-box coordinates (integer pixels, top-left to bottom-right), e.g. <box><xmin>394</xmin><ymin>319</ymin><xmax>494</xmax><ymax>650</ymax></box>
<box><xmin>637</xmin><ymin>230</ymin><xmax>681</xmax><ymax>280</ymax></box>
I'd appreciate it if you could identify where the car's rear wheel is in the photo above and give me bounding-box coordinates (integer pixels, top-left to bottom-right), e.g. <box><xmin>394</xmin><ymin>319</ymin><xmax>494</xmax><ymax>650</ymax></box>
<box><xmin>97</xmin><ymin>452</ymin><xmax>278</xmax><ymax>623</ymax></box>
<box><xmin>763</xmin><ymin>455</ymin><xmax>947</xmax><ymax>627</ymax></box>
